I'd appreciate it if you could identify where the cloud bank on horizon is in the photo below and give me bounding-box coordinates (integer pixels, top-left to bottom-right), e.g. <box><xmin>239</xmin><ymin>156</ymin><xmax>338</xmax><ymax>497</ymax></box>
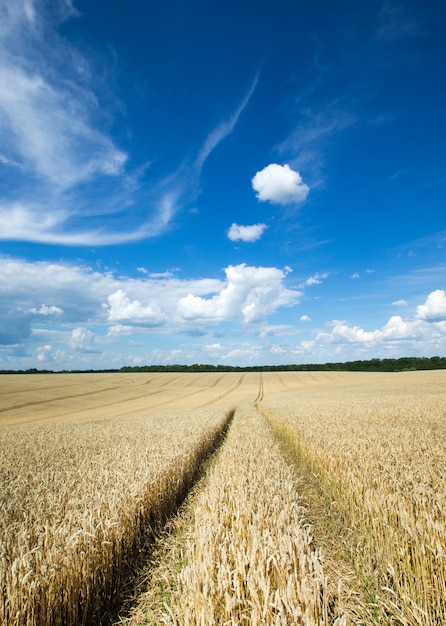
<box><xmin>1</xmin><ymin>257</ymin><xmax>445</xmax><ymax>368</ymax></box>
<box><xmin>1</xmin><ymin>0</ymin><xmax>445</xmax><ymax>369</ymax></box>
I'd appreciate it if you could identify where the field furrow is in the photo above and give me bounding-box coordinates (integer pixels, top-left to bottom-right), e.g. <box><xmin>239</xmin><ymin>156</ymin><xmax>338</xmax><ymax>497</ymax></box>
<box><xmin>123</xmin><ymin>405</ymin><xmax>347</xmax><ymax>625</ymax></box>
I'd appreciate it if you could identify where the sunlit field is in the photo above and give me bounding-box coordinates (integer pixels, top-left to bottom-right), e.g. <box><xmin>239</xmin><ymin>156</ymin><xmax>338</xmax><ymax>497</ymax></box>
<box><xmin>1</xmin><ymin>370</ymin><xmax>445</xmax><ymax>625</ymax></box>
<box><xmin>260</xmin><ymin>370</ymin><xmax>446</xmax><ymax>624</ymax></box>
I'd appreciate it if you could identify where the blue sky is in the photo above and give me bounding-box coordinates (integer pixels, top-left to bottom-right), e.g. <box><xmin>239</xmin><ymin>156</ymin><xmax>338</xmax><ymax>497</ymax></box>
<box><xmin>1</xmin><ymin>0</ymin><xmax>446</xmax><ymax>369</ymax></box>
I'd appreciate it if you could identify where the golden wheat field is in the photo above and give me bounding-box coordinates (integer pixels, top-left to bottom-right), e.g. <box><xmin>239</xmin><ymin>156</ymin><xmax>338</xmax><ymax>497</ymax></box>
<box><xmin>1</xmin><ymin>370</ymin><xmax>445</xmax><ymax>625</ymax></box>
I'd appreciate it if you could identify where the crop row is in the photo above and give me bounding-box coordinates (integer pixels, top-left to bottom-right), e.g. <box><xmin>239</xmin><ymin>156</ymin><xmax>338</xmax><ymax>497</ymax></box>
<box><xmin>260</xmin><ymin>381</ymin><xmax>446</xmax><ymax>624</ymax></box>
<box><xmin>0</xmin><ymin>408</ymin><xmax>233</xmax><ymax>626</ymax></box>
<box><xmin>124</xmin><ymin>405</ymin><xmax>348</xmax><ymax>625</ymax></box>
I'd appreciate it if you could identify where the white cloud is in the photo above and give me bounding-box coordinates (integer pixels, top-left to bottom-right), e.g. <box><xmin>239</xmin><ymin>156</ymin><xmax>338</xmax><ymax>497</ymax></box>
<box><xmin>29</xmin><ymin>304</ymin><xmax>63</xmax><ymax>315</ymax></box>
<box><xmin>227</xmin><ymin>223</ymin><xmax>267</xmax><ymax>243</ymax></box>
<box><xmin>0</xmin><ymin>2</ymin><xmax>257</xmax><ymax>246</ymax></box>
<box><xmin>300</xmin><ymin>272</ymin><xmax>328</xmax><ymax>287</ymax></box>
<box><xmin>107</xmin><ymin>325</ymin><xmax>133</xmax><ymax>336</ymax></box>
<box><xmin>416</xmin><ymin>289</ymin><xmax>446</xmax><ymax>321</ymax></box>
<box><xmin>329</xmin><ymin>323</ymin><xmax>381</xmax><ymax>344</ymax></box>
<box><xmin>252</xmin><ymin>163</ymin><xmax>309</xmax><ymax>205</ymax></box>
<box><xmin>69</xmin><ymin>327</ymin><xmax>97</xmax><ymax>352</ymax></box>
<box><xmin>320</xmin><ymin>315</ymin><xmax>425</xmax><ymax>346</ymax></box>
<box><xmin>3</xmin><ymin>256</ymin><xmax>446</xmax><ymax>368</ymax></box>
<box><xmin>0</xmin><ymin>257</ymin><xmax>302</xmax><ymax>363</ymax></box>
<box><xmin>0</xmin><ymin>63</ymin><xmax>127</xmax><ymax>190</ymax></box>
<box><xmin>0</xmin><ymin>2</ymin><xmax>127</xmax><ymax>190</ymax></box>
<box><xmin>270</xmin><ymin>344</ymin><xmax>287</xmax><ymax>355</ymax></box>
<box><xmin>222</xmin><ymin>345</ymin><xmax>263</xmax><ymax>361</ymax></box>
<box><xmin>204</xmin><ymin>343</ymin><xmax>223</xmax><ymax>351</ymax></box>
<box><xmin>380</xmin><ymin>315</ymin><xmax>422</xmax><ymax>339</ymax></box>
<box><xmin>177</xmin><ymin>264</ymin><xmax>301</xmax><ymax>325</ymax></box>
<box><xmin>391</xmin><ymin>299</ymin><xmax>408</xmax><ymax>307</ymax></box>
<box><xmin>107</xmin><ymin>290</ymin><xmax>167</xmax><ymax>326</ymax></box>
<box><xmin>203</xmin><ymin>343</ymin><xmax>224</xmax><ymax>357</ymax></box>
<box><xmin>36</xmin><ymin>343</ymin><xmax>53</xmax><ymax>362</ymax></box>
<box><xmin>194</xmin><ymin>72</ymin><xmax>259</xmax><ymax>172</ymax></box>
<box><xmin>307</xmin><ymin>305</ymin><xmax>446</xmax><ymax>360</ymax></box>
<box><xmin>326</xmin><ymin>319</ymin><xmax>348</xmax><ymax>327</ymax></box>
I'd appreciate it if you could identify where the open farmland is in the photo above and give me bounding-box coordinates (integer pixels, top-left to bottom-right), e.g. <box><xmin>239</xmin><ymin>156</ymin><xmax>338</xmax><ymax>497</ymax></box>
<box><xmin>0</xmin><ymin>372</ymin><xmax>261</xmax><ymax>426</ymax></box>
<box><xmin>1</xmin><ymin>370</ymin><xmax>445</xmax><ymax>625</ymax></box>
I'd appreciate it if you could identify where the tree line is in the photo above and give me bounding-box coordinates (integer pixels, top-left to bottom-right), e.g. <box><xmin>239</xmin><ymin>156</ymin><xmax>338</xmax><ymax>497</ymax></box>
<box><xmin>3</xmin><ymin>355</ymin><xmax>446</xmax><ymax>374</ymax></box>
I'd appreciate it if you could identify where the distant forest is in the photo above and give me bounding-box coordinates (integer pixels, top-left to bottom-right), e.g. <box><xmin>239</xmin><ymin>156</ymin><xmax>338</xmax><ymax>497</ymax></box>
<box><xmin>2</xmin><ymin>355</ymin><xmax>446</xmax><ymax>374</ymax></box>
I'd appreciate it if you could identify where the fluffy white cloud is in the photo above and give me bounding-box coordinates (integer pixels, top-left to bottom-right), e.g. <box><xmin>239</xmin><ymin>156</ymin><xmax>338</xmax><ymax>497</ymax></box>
<box><xmin>416</xmin><ymin>289</ymin><xmax>446</xmax><ymax>321</ymax></box>
<box><xmin>308</xmin><ymin>309</ymin><xmax>446</xmax><ymax>361</ymax></box>
<box><xmin>69</xmin><ymin>327</ymin><xmax>97</xmax><ymax>353</ymax></box>
<box><xmin>329</xmin><ymin>324</ymin><xmax>381</xmax><ymax>344</ymax></box>
<box><xmin>0</xmin><ymin>257</ymin><xmax>303</xmax><ymax>367</ymax></box>
<box><xmin>227</xmin><ymin>223</ymin><xmax>267</xmax><ymax>242</ymax></box>
<box><xmin>177</xmin><ymin>264</ymin><xmax>300</xmax><ymax>324</ymax></box>
<box><xmin>252</xmin><ymin>163</ymin><xmax>309</xmax><ymax>205</ymax></box>
<box><xmin>107</xmin><ymin>325</ymin><xmax>133</xmax><ymax>336</ymax></box>
<box><xmin>380</xmin><ymin>316</ymin><xmax>422</xmax><ymax>339</ymax></box>
<box><xmin>319</xmin><ymin>315</ymin><xmax>427</xmax><ymax>346</ymax></box>
<box><xmin>2</xmin><ymin>255</ymin><xmax>446</xmax><ymax>369</ymax></box>
<box><xmin>107</xmin><ymin>290</ymin><xmax>167</xmax><ymax>325</ymax></box>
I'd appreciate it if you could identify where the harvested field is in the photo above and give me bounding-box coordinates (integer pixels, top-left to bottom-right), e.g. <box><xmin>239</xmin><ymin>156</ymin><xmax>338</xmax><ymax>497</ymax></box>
<box><xmin>1</xmin><ymin>370</ymin><xmax>445</xmax><ymax>624</ymax></box>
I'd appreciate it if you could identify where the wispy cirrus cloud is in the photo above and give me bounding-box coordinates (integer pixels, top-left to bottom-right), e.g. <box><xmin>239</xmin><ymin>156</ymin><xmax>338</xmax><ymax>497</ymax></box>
<box><xmin>275</xmin><ymin>102</ymin><xmax>356</xmax><ymax>183</ymax></box>
<box><xmin>376</xmin><ymin>2</ymin><xmax>422</xmax><ymax>42</ymax></box>
<box><xmin>194</xmin><ymin>71</ymin><xmax>259</xmax><ymax>174</ymax></box>
<box><xmin>0</xmin><ymin>1</ymin><xmax>258</xmax><ymax>246</ymax></box>
<box><xmin>274</xmin><ymin>4</ymin><xmax>423</xmax><ymax>186</ymax></box>
<box><xmin>151</xmin><ymin>70</ymin><xmax>259</xmax><ymax>226</ymax></box>
<box><xmin>0</xmin><ymin>1</ymin><xmax>126</xmax><ymax>189</ymax></box>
